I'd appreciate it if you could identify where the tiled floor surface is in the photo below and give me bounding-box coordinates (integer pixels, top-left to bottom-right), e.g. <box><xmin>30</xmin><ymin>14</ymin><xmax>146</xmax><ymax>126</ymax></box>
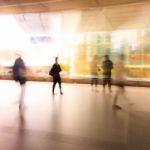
<box><xmin>0</xmin><ymin>80</ymin><xmax>149</xmax><ymax>150</ymax></box>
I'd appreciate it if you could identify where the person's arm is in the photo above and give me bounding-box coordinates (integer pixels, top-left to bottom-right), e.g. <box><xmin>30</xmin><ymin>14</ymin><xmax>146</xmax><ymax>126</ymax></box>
<box><xmin>59</xmin><ymin>64</ymin><xmax>62</xmax><ymax>72</ymax></box>
<box><xmin>19</xmin><ymin>60</ymin><xmax>27</xmax><ymax>75</ymax></box>
<box><xmin>97</xmin><ymin>66</ymin><xmax>101</xmax><ymax>72</ymax></box>
<box><xmin>12</xmin><ymin>61</ymin><xmax>18</xmax><ymax>77</ymax></box>
<box><xmin>49</xmin><ymin>65</ymin><xmax>54</xmax><ymax>76</ymax></box>
<box><xmin>21</xmin><ymin>61</ymin><xmax>27</xmax><ymax>72</ymax></box>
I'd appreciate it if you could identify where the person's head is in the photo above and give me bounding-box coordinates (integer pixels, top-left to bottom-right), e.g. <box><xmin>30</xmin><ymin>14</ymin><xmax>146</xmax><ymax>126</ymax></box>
<box><xmin>15</xmin><ymin>53</ymin><xmax>22</xmax><ymax>59</ymax></box>
<box><xmin>55</xmin><ymin>57</ymin><xmax>58</xmax><ymax>63</ymax></box>
<box><xmin>104</xmin><ymin>54</ymin><xmax>109</xmax><ymax>60</ymax></box>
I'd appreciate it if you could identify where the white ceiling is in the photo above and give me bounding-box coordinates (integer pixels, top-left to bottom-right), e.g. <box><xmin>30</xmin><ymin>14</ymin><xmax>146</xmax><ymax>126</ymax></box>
<box><xmin>1</xmin><ymin>0</ymin><xmax>150</xmax><ymax>31</ymax></box>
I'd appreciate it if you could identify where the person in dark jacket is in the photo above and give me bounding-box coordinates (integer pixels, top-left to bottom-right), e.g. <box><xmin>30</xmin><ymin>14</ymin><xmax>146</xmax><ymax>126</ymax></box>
<box><xmin>12</xmin><ymin>55</ymin><xmax>27</xmax><ymax>110</ymax></box>
<box><xmin>49</xmin><ymin>57</ymin><xmax>63</xmax><ymax>95</ymax></box>
<box><xmin>13</xmin><ymin>56</ymin><xmax>27</xmax><ymax>85</ymax></box>
<box><xmin>102</xmin><ymin>55</ymin><xmax>113</xmax><ymax>92</ymax></box>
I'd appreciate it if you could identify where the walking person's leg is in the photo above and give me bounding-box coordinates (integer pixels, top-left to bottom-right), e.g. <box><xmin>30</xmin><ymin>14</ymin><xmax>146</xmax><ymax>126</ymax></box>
<box><xmin>95</xmin><ymin>78</ymin><xmax>98</xmax><ymax>91</ymax></box>
<box><xmin>91</xmin><ymin>78</ymin><xmax>94</xmax><ymax>90</ymax></box>
<box><xmin>19</xmin><ymin>84</ymin><xmax>26</xmax><ymax>110</ymax></box>
<box><xmin>52</xmin><ymin>77</ymin><xmax>57</xmax><ymax>95</ymax></box>
<box><xmin>19</xmin><ymin>77</ymin><xmax>26</xmax><ymax>110</ymax></box>
<box><xmin>103</xmin><ymin>78</ymin><xmax>106</xmax><ymax>92</ymax></box>
<box><xmin>113</xmin><ymin>89</ymin><xmax>119</xmax><ymax>107</ymax></box>
<box><xmin>108</xmin><ymin>78</ymin><xmax>112</xmax><ymax>92</ymax></box>
<box><xmin>113</xmin><ymin>89</ymin><xmax>121</xmax><ymax>109</ymax></box>
<box><xmin>59</xmin><ymin>82</ymin><xmax>63</xmax><ymax>94</ymax></box>
<box><xmin>58</xmin><ymin>76</ymin><xmax>63</xmax><ymax>95</ymax></box>
<box><xmin>113</xmin><ymin>82</ymin><xmax>123</xmax><ymax>109</ymax></box>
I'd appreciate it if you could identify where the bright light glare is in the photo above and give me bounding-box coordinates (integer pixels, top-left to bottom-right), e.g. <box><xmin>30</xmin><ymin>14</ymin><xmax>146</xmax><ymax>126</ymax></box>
<box><xmin>0</xmin><ymin>12</ymin><xmax>81</xmax><ymax>67</ymax></box>
<box><xmin>0</xmin><ymin>15</ymin><xmax>29</xmax><ymax>51</ymax></box>
<box><xmin>111</xmin><ymin>30</ymin><xmax>137</xmax><ymax>51</ymax></box>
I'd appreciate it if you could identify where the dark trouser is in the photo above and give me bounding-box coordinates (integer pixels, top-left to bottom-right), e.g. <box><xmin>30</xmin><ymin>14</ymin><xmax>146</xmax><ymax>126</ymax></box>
<box><xmin>113</xmin><ymin>81</ymin><xmax>125</xmax><ymax>106</ymax></box>
<box><xmin>103</xmin><ymin>78</ymin><xmax>111</xmax><ymax>91</ymax></box>
<box><xmin>91</xmin><ymin>78</ymin><xmax>98</xmax><ymax>86</ymax></box>
<box><xmin>14</xmin><ymin>76</ymin><xmax>26</xmax><ymax>110</ymax></box>
<box><xmin>52</xmin><ymin>75</ymin><xmax>62</xmax><ymax>94</ymax></box>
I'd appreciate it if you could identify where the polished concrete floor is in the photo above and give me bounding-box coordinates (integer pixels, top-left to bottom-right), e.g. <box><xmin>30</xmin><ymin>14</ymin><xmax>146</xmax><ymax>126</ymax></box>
<box><xmin>0</xmin><ymin>80</ymin><xmax>149</xmax><ymax>150</ymax></box>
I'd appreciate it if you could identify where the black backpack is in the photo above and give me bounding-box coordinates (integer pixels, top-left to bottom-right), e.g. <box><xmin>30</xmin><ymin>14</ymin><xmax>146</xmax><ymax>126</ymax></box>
<box><xmin>49</xmin><ymin>67</ymin><xmax>54</xmax><ymax>76</ymax></box>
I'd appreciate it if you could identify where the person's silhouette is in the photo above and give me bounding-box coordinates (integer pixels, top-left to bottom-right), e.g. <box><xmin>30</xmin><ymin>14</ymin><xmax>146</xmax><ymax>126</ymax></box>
<box><xmin>49</xmin><ymin>57</ymin><xmax>63</xmax><ymax>95</ymax></box>
<box><xmin>102</xmin><ymin>55</ymin><xmax>113</xmax><ymax>92</ymax></box>
<box><xmin>12</xmin><ymin>55</ymin><xmax>27</xmax><ymax>110</ymax></box>
<box><xmin>90</xmin><ymin>55</ymin><xmax>100</xmax><ymax>91</ymax></box>
<box><xmin>113</xmin><ymin>54</ymin><xmax>126</xmax><ymax>109</ymax></box>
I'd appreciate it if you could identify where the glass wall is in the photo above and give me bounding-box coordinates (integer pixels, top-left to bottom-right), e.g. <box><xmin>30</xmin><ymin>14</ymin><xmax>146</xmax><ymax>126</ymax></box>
<box><xmin>57</xmin><ymin>30</ymin><xmax>150</xmax><ymax>80</ymax></box>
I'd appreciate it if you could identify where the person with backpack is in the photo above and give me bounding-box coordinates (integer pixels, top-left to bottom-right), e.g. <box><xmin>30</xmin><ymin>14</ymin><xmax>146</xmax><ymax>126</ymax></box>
<box><xmin>49</xmin><ymin>57</ymin><xmax>63</xmax><ymax>95</ymax></box>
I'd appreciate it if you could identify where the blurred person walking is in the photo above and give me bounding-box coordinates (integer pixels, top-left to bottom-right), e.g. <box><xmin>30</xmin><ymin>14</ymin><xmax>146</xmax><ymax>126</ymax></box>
<box><xmin>49</xmin><ymin>57</ymin><xmax>63</xmax><ymax>95</ymax></box>
<box><xmin>113</xmin><ymin>54</ymin><xmax>126</xmax><ymax>109</ymax></box>
<box><xmin>90</xmin><ymin>55</ymin><xmax>100</xmax><ymax>91</ymax></box>
<box><xmin>101</xmin><ymin>55</ymin><xmax>113</xmax><ymax>92</ymax></box>
<box><xmin>12</xmin><ymin>54</ymin><xmax>27</xmax><ymax>110</ymax></box>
